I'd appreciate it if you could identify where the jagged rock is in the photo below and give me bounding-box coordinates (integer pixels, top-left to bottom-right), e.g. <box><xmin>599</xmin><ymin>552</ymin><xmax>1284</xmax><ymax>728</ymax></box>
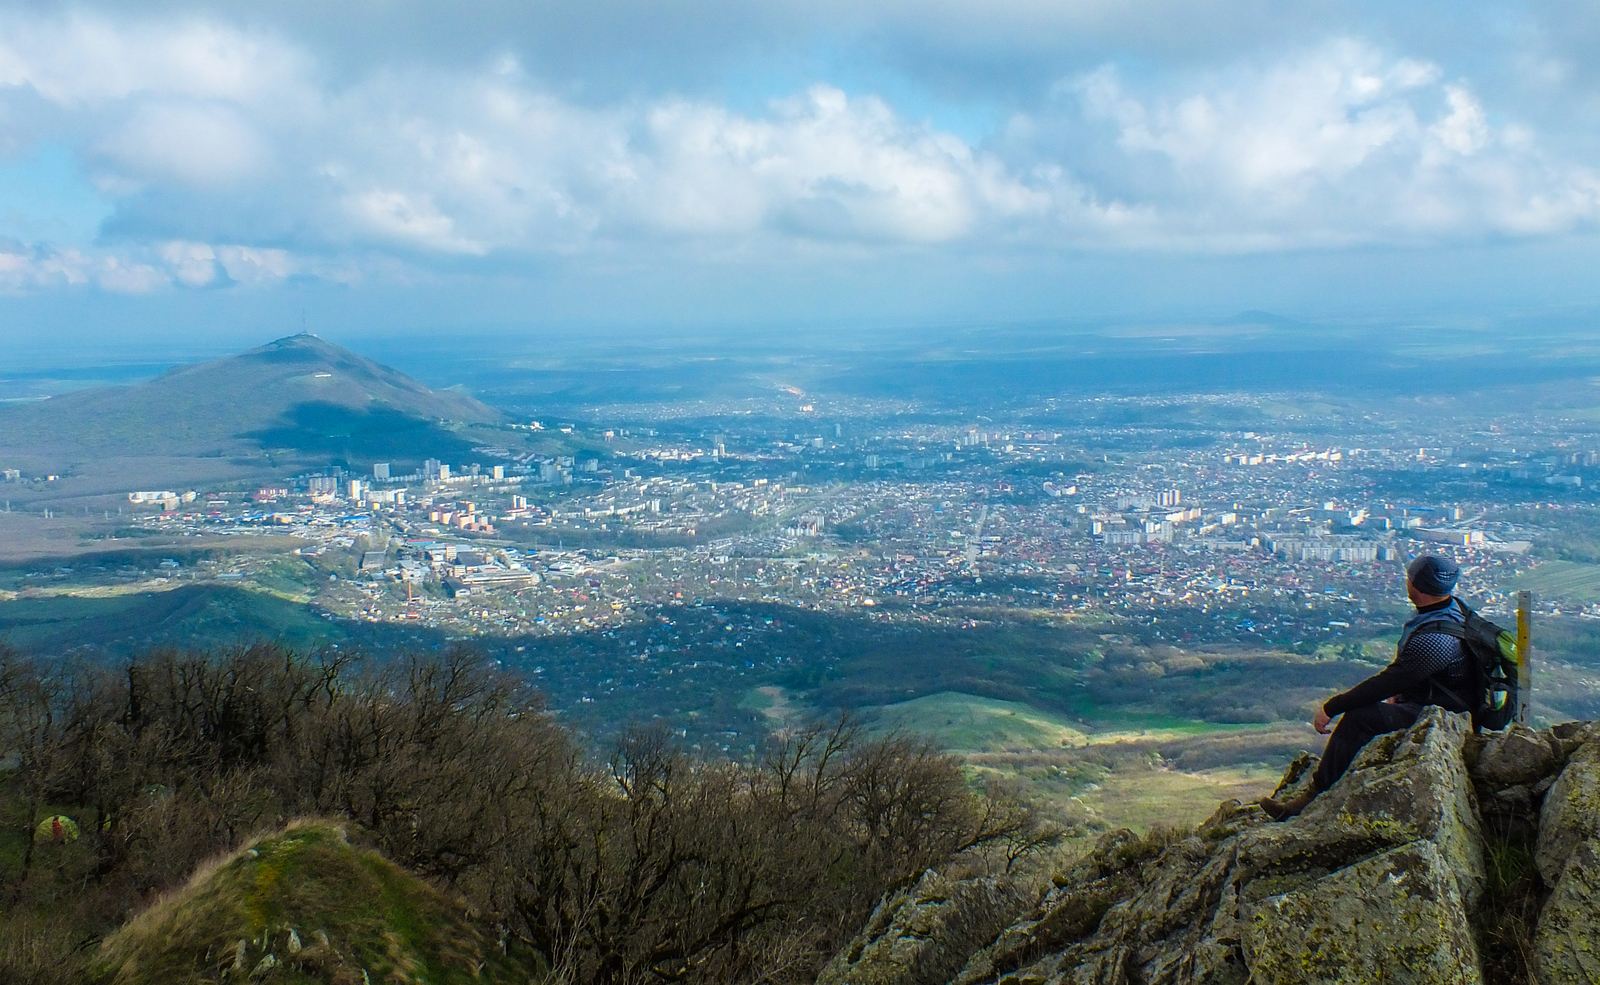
<box><xmin>1195</xmin><ymin>799</ymin><xmax>1265</xmax><ymax>842</ymax></box>
<box><xmin>824</xmin><ymin>710</ymin><xmax>1600</xmax><ymax>985</ymax></box>
<box><xmin>1243</xmin><ymin>841</ymin><xmax>1482</xmax><ymax>985</ymax></box>
<box><xmin>1537</xmin><ymin>739</ymin><xmax>1600</xmax><ymax>884</ymax></box>
<box><xmin>817</xmin><ymin>870</ymin><xmax>1028</xmax><ymax>985</ymax></box>
<box><xmin>1472</xmin><ymin>722</ymin><xmax>1557</xmax><ymax>789</ymax></box>
<box><xmin>1268</xmin><ymin>752</ymin><xmax>1318</xmax><ymax>802</ymax></box>
<box><xmin>1550</xmin><ymin>721</ymin><xmax>1600</xmax><ymax>760</ymax></box>
<box><xmin>1494</xmin><ymin>784</ymin><xmax>1533</xmax><ymax>808</ymax></box>
<box><xmin>950</xmin><ymin>830</ymin><xmax>1167</xmax><ymax>985</ymax></box>
<box><xmin>1532</xmin><ymin>837</ymin><xmax>1600</xmax><ymax>984</ymax></box>
<box><xmin>926</xmin><ymin>709</ymin><xmax>1485</xmax><ymax>985</ymax></box>
<box><xmin>1236</xmin><ymin>708</ymin><xmax>1485</xmax><ymax>910</ymax></box>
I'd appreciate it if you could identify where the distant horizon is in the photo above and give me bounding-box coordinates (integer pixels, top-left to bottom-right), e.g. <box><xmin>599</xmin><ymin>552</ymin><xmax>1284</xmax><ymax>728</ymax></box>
<box><xmin>8</xmin><ymin>299</ymin><xmax>1600</xmax><ymax>373</ymax></box>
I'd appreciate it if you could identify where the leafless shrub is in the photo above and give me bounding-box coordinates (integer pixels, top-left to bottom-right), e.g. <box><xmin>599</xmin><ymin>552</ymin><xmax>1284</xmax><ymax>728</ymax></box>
<box><xmin>0</xmin><ymin>644</ymin><xmax>1047</xmax><ymax>985</ymax></box>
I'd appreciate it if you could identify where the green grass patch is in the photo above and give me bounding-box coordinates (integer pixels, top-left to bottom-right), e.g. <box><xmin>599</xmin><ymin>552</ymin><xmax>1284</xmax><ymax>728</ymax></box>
<box><xmin>871</xmin><ymin>691</ymin><xmax>1090</xmax><ymax>752</ymax></box>
<box><xmin>1511</xmin><ymin>560</ymin><xmax>1600</xmax><ymax>604</ymax></box>
<box><xmin>96</xmin><ymin>821</ymin><xmax>540</xmax><ymax>985</ymax></box>
<box><xmin>251</xmin><ymin>558</ymin><xmax>321</xmax><ymax>601</ymax></box>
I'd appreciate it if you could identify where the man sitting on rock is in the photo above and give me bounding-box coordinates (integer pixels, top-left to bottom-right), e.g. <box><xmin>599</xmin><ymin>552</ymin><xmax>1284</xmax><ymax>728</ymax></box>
<box><xmin>1259</xmin><ymin>554</ymin><xmax>1476</xmax><ymax>821</ymax></box>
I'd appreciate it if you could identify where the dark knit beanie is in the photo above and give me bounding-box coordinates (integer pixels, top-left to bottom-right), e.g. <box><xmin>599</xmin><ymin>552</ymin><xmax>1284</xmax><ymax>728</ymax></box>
<box><xmin>1408</xmin><ymin>555</ymin><xmax>1459</xmax><ymax>596</ymax></box>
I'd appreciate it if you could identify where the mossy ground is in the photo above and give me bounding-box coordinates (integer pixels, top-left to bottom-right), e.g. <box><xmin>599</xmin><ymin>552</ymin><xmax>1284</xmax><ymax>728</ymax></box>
<box><xmin>96</xmin><ymin>821</ymin><xmax>540</xmax><ymax>985</ymax></box>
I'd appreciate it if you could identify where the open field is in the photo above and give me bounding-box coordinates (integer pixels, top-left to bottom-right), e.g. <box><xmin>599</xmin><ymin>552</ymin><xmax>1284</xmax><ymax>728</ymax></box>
<box><xmin>873</xmin><ymin>691</ymin><xmax>1090</xmax><ymax>751</ymax></box>
<box><xmin>1512</xmin><ymin>560</ymin><xmax>1600</xmax><ymax>604</ymax></box>
<box><xmin>1069</xmin><ymin>762</ymin><xmax>1285</xmax><ymax>833</ymax></box>
<box><xmin>868</xmin><ymin>690</ymin><xmax>1312</xmax><ymax>835</ymax></box>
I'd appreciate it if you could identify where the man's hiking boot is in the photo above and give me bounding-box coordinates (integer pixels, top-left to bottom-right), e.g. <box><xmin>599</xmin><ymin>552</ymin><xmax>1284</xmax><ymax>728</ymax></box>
<box><xmin>1258</xmin><ymin>790</ymin><xmax>1316</xmax><ymax>821</ymax></box>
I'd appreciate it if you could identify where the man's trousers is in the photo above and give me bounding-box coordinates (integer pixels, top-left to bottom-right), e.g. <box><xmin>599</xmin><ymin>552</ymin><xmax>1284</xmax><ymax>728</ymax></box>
<box><xmin>1313</xmin><ymin>703</ymin><xmax>1421</xmax><ymax>793</ymax></box>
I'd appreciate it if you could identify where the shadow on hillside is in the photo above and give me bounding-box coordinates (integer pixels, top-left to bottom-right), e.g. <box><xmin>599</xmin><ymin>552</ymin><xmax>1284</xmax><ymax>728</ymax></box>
<box><xmin>242</xmin><ymin>401</ymin><xmax>479</xmax><ymax>466</ymax></box>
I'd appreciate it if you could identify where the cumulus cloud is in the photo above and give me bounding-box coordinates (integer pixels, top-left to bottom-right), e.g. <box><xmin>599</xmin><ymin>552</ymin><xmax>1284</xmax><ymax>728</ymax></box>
<box><xmin>0</xmin><ymin>10</ymin><xmax>1597</xmax><ymax>293</ymax></box>
<box><xmin>1051</xmin><ymin>40</ymin><xmax>1600</xmax><ymax>247</ymax></box>
<box><xmin>0</xmin><ymin>242</ymin><xmax>161</xmax><ymax>293</ymax></box>
<box><xmin>99</xmin><ymin>101</ymin><xmax>269</xmax><ymax>186</ymax></box>
<box><xmin>0</xmin><ymin>238</ymin><xmax>304</xmax><ymax>294</ymax></box>
<box><xmin>0</xmin><ymin>13</ymin><xmax>305</xmax><ymax>106</ymax></box>
<box><xmin>620</xmin><ymin>87</ymin><xmax>1045</xmax><ymax>243</ymax></box>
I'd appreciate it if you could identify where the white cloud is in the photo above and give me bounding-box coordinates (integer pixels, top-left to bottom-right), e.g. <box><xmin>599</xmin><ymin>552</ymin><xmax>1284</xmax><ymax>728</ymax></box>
<box><xmin>345</xmin><ymin>189</ymin><xmax>486</xmax><ymax>254</ymax></box>
<box><xmin>159</xmin><ymin>240</ymin><xmax>225</xmax><ymax>286</ymax></box>
<box><xmin>99</xmin><ymin>101</ymin><xmax>268</xmax><ymax>186</ymax></box>
<box><xmin>216</xmin><ymin>244</ymin><xmax>295</xmax><ymax>283</ymax></box>
<box><xmin>1</xmin><ymin>11</ymin><xmax>1598</xmax><ymax>293</ymax></box>
<box><xmin>0</xmin><ymin>242</ymin><xmax>164</xmax><ymax>293</ymax></box>
<box><xmin>1087</xmin><ymin>44</ymin><xmax>1437</xmax><ymax>190</ymax></box>
<box><xmin>0</xmin><ymin>237</ymin><xmax>306</xmax><ymax>294</ymax></box>
<box><xmin>1430</xmin><ymin>85</ymin><xmax>1489</xmax><ymax>157</ymax></box>
<box><xmin>1055</xmin><ymin>40</ymin><xmax>1600</xmax><ymax>247</ymax></box>
<box><xmin>623</xmin><ymin>86</ymin><xmax>1042</xmax><ymax>243</ymax></box>
<box><xmin>0</xmin><ymin>13</ymin><xmax>305</xmax><ymax>106</ymax></box>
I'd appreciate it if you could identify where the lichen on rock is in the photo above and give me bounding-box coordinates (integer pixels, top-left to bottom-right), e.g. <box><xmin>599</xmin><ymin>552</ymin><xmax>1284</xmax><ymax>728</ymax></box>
<box><xmin>1532</xmin><ymin>836</ymin><xmax>1600</xmax><ymax>984</ymax></box>
<box><xmin>1536</xmin><ymin>738</ymin><xmax>1600</xmax><ymax>885</ymax></box>
<box><xmin>1243</xmin><ymin>841</ymin><xmax>1481</xmax><ymax>985</ymax></box>
<box><xmin>815</xmin><ymin>870</ymin><xmax>1029</xmax><ymax>985</ymax></box>
<box><xmin>827</xmin><ymin>707</ymin><xmax>1527</xmax><ymax>985</ymax></box>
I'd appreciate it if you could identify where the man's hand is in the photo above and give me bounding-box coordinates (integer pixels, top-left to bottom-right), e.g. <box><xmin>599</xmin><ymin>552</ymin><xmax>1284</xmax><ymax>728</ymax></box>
<box><xmin>1313</xmin><ymin>708</ymin><xmax>1333</xmax><ymax>734</ymax></box>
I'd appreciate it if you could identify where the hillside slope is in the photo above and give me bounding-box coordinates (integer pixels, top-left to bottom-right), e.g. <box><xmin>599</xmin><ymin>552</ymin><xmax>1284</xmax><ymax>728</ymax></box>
<box><xmin>0</xmin><ymin>334</ymin><xmax>506</xmax><ymax>495</ymax></box>
<box><xmin>2</xmin><ymin>334</ymin><xmax>499</xmax><ymax>456</ymax></box>
<box><xmin>95</xmin><ymin>821</ymin><xmax>538</xmax><ymax>985</ymax></box>
<box><xmin>822</xmin><ymin>708</ymin><xmax>1600</xmax><ymax>985</ymax></box>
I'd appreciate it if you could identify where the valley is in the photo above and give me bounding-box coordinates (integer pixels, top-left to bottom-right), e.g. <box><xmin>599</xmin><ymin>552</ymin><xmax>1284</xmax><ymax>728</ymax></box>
<box><xmin>6</xmin><ymin>325</ymin><xmax>1600</xmax><ymax>844</ymax></box>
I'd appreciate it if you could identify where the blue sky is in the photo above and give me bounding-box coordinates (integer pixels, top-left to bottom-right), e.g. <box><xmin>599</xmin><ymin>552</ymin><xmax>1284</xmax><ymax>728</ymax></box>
<box><xmin>1</xmin><ymin>0</ymin><xmax>1599</xmax><ymax>348</ymax></box>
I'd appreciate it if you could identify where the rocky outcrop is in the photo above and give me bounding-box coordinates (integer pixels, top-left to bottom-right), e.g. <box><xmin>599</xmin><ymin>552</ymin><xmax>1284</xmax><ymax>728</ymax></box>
<box><xmin>816</xmin><ymin>871</ymin><xmax>1030</xmax><ymax>985</ymax></box>
<box><xmin>824</xmin><ymin>708</ymin><xmax>1600</xmax><ymax>985</ymax></box>
<box><xmin>1536</xmin><ymin>733</ymin><xmax>1600</xmax><ymax>883</ymax></box>
<box><xmin>1532</xmin><ymin>837</ymin><xmax>1600</xmax><ymax>983</ymax></box>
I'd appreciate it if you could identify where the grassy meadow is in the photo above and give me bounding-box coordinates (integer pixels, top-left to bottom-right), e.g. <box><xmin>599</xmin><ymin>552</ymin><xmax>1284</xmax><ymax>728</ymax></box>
<box><xmin>867</xmin><ymin>690</ymin><xmax>1311</xmax><ymax>838</ymax></box>
<box><xmin>1511</xmin><ymin>560</ymin><xmax>1600</xmax><ymax>604</ymax></box>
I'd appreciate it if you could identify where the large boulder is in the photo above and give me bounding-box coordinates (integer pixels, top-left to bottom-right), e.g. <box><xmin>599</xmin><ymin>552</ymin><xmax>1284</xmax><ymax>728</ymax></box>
<box><xmin>1471</xmin><ymin>722</ymin><xmax>1557</xmax><ymax>789</ymax></box>
<box><xmin>1233</xmin><ymin>707</ymin><xmax>1485</xmax><ymax>910</ymax></box>
<box><xmin>1532</xmin><ymin>837</ymin><xmax>1600</xmax><ymax>985</ymax></box>
<box><xmin>1243</xmin><ymin>841</ymin><xmax>1482</xmax><ymax>985</ymax></box>
<box><xmin>817</xmin><ymin>870</ymin><xmax>1028</xmax><ymax>985</ymax></box>
<box><xmin>1536</xmin><ymin>740</ymin><xmax>1600</xmax><ymax>884</ymax></box>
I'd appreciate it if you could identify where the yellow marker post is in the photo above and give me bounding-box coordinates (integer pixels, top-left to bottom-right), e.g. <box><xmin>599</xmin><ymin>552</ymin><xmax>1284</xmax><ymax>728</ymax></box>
<box><xmin>1516</xmin><ymin>591</ymin><xmax>1533</xmax><ymax>724</ymax></box>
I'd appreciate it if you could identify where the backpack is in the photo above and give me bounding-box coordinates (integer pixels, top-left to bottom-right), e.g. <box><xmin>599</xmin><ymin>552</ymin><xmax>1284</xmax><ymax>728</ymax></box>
<box><xmin>1425</xmin><ymin>599</ymin><xmax>1521</xmax><ymax>731</ymax></box>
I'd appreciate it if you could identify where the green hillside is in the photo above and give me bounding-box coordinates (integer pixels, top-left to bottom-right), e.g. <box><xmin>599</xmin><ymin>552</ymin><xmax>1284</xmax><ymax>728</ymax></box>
<box><xmin>0</xmin><ymin>334</ymin><xmax>504</xmax><ymax>474</ymax></box>
<box><xmin>871</xmin><ymin>691</ymin><xmax>1090</xmax><ymax>751</ymax></box>
<box><xmin>95</xmin><ymin>822</ymin><xmax>539</xmax><ymax>985</ymax></box>
<box><xmin>0</xmin><ymin>585</ymin><xmax>352</xmax><ymax>654</ymax></box>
